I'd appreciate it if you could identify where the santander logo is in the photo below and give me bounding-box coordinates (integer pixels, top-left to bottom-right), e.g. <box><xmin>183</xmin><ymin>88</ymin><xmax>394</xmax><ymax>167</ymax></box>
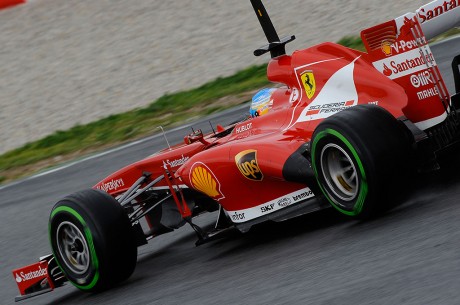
<box><xmin>15</xmin><ymin>266</ymin><xmax>47</xmax><ymax>283</ymax></box>
<box><xmin>417</xmin><ymin>0</ymin><xmax>460</xmax><ymax>23</ymax></box>
<box><xmin>383</xmin><ymin>64</ymin><xmax>393</xmax><ymax>76</ymax></box>
<box><xmin>373</xmin><ymin>48</ymin><xmax>436</xmax><ymax>80</ymax></box>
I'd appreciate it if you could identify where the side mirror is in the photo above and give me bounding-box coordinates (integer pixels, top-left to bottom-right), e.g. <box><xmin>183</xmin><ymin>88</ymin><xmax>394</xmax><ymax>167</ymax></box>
<box><xmin>184</xmin><ymin>129</ymin><xmax>209</xmax><ymax>145</ymax></box>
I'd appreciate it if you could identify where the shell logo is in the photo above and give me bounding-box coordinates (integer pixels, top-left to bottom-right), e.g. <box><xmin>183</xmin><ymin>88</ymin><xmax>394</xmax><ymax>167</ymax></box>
<box><xmin>190</xmin><ymin>163</ymin><xmax>225</xmax><ymax>201</ymax></box>
<box><xmin>381</xmin><ymin>41</ymin><xmax>393</xmax><ymax>56</ymax></box>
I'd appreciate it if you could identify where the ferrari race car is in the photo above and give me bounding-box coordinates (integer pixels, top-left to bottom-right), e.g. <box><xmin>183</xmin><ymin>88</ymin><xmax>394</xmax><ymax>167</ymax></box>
<box><xmin>12</xmin><ymin>0</ymin><xmax>460</xmax><ymax>301</ymax></box>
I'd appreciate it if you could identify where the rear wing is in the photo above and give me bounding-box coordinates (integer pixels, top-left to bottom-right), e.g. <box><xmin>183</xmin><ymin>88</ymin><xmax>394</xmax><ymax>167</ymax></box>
<box><xmin>396</xmin><ymin>0</ymin><xmax>460</xmax><ymax>41</ymax></box>
<box><xmin>360</xmin><ymin>0</ymin><xmax>460</xmax><ymax>130</ymax></box>
<box><xmin>361</xmin><ymin>18</ymin><xmax>450</xmax><ymax>130</ymax></box>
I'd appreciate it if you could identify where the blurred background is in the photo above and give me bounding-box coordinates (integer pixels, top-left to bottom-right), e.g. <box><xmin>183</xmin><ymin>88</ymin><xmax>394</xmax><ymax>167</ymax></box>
<box><xmin>0</xmin><ymin>0</ymin><xmax>425</xmax><ymax>155</ymax></box>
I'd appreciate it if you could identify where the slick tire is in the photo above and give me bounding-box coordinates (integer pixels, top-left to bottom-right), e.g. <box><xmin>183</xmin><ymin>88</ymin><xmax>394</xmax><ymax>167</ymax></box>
<box><xmin>49</xmin><ymin>189</ymin><xmax>137</xmax><ymax>292</ymax></box>
<box><xmin>311</xmin><ymin>105</ymin><xmax>411</xmax><ymax>219</ymax></box>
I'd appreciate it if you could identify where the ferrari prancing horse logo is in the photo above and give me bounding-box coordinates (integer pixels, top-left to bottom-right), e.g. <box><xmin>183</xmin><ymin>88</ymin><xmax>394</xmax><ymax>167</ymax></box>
<box><xmin>301</xmin><ymin>71</ymin><xmax>316</xmax><ymax>99</ymax></box>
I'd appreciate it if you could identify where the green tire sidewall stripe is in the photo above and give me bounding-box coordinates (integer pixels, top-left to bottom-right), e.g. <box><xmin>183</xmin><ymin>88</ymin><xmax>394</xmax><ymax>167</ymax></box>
<box><xmin>312</xmin><ymin>128</ymin><xmax>368</xmax><ymax>216</ymax></box>
<box><xmin>49</xmin><ymin>205</ymin><xmax>100</xmax><ymax>290</ymax></box>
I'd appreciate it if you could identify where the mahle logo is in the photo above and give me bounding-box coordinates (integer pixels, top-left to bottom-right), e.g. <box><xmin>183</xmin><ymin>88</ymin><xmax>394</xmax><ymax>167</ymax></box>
<box><xmin>235</xmin><ymin>150</ymin><xmax>263</xmax><ymax>181</ymax></box>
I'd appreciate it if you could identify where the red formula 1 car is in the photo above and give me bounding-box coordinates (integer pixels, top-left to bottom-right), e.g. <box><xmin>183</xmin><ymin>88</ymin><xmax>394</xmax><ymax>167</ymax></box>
<box><xmin>12</xmin><ymin>0</ymin><xmax>460</xmax><ymax>301</ymax></box>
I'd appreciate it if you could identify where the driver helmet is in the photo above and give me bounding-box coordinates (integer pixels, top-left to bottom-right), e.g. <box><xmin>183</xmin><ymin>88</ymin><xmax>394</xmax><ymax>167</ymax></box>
<box><xmin>249</xmin><ymin>88</ymin><xmax>276</xmax><ymax>118</ymax></box>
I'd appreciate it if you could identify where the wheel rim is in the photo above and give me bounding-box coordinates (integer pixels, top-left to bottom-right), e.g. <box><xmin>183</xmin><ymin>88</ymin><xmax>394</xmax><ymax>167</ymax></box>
<box><xmin>320</xmin><ymin>143</ymin><xmax>359</xmax><ymax>202</ymax></box>
<box><xmin>56</xmin><ymin>221</ymin><xmax>90</xmax><ymax>275</ymax></box>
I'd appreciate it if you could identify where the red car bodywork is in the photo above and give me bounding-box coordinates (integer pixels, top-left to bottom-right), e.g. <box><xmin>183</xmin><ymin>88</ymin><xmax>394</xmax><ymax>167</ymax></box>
<box><xmin>12</xmin><ymin>0</ymin><xmax>460</xmax><ymax>301</ymax></box>
<box><xmin>93</xmin><ymin>21</ymin><xmax>438</xmax><ymax>225</ymax></box>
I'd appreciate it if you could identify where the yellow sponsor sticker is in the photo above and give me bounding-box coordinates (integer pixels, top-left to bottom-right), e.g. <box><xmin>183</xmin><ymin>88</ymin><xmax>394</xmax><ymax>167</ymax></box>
<box><xmin>235</xmin><ymin>149</ymin><xmax>263</xmax><ymax>181</ymax></box>
<box><xmin>190</xmin><ymin>165</ymin><xmax>222</xmax><ymax>199</ymax></box>
<box><xmin>300</xmin><ymin>71</ymin><xmax>316</xmax><ymax>99</ymax></box>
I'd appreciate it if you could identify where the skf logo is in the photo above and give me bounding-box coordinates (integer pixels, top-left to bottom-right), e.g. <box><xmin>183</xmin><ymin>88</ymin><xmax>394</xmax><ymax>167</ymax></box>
<box><xmin>190</xmin><ymin>163</ymin><xmax>225</xmax><ymax>200</ymax></box>
<box><xmin>235</xmin><ymin>149</ymin><xmax>263</xmax><ymax>181</ymax></box>
<box><xmin>381</xmin><ymin>41</ymin><xmax>392</xmax><ymax>56</ymax></box>
<box><xmin>300</xmin><ymin>71</ymin><xmax>316</xmax><ymax>99</ymax></box>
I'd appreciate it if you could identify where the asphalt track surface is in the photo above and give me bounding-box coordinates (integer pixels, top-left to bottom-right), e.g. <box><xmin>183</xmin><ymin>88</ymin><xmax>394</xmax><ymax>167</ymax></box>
<box><xmin>1</xmin><ymin>38</ymin><xmax>460</xmax><ymax>305</ymax></box>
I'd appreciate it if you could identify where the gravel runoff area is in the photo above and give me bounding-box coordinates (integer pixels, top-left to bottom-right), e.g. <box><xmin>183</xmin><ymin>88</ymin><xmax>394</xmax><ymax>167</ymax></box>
<box><xmin>0</xmin><ymin>0</ymin><xmax>425</xmax><ymax>155</ymax></box>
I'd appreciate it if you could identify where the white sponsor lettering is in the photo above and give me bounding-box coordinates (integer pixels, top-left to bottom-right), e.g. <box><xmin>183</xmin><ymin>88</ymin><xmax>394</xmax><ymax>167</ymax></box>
<box><xmin>16</xmin><ymin>267</ymin><xmax>47</xmax><ymax>283</ymax></box>
<box><xmin>411</xmin><ymin>71</ymin><xmax>434</xmax><ymax>88</ymax></box>
<box><xmin>162</xmin><ymin>154</ymin><xmax>189</xmax><ymax>169</ymax></box>
<box><xmin>227</xmin><ymin>187</ymin><xmax>314</xmax><ymax>223</ymax></box>
<box><xmin>97</xmin><ymin>178</ymin><xmax>125</xmax><ymax>192</ymax></box>
<box><xmin>390</xmin><ymin>38</ymin><xmax>426</xmax><ymax>55</ymax></box>
<box><xmin>417</xmin><ymin>87</ymin><xmax>439</xmax><ymax>100</ymax></box>
<box><xmin>235</xmin><ymin>123</ymin><xmax>252</xmax><ymax>134</ymax></box>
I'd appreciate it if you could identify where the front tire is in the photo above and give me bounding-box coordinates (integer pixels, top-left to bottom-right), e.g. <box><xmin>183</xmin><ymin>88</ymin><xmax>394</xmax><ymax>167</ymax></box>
<box><xmin>311</xmin><ymin>105</ymin><xmax>411</xmax><ymax>218</ymax></box>
<box><xmin>49</xmin><ymin>189</ymin><xmax>137</xmax><ymax>292</ymax></box>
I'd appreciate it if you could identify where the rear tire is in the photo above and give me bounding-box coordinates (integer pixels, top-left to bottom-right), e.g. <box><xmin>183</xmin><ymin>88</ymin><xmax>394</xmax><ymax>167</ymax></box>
<box><xmin>49</xmin><ymin>189</ymin><xmax>137</xmax><ymax>292</ymax></box>
<box><xmin>311</xmin><ymin>105</ymin><xmax>411</xmax><ymax>218</ymax></box>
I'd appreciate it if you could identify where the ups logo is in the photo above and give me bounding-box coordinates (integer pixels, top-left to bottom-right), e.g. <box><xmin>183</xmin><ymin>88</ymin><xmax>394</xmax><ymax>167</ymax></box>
<box><xmin>235</xmin><ymin>149</ymin><xmax>263</xmax><ymax>181</ymax></box>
